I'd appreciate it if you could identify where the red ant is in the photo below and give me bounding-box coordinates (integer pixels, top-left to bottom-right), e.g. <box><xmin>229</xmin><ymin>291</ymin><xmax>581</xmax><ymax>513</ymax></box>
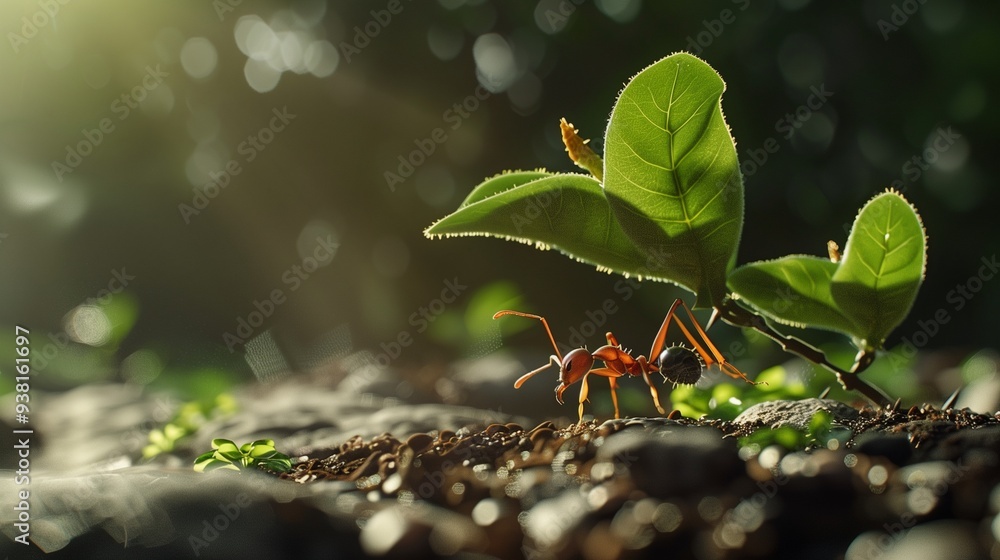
<box><xmin>493</xmin><ymin>299</ymin><xmax>758</xmax><ymax>421</ymax></box>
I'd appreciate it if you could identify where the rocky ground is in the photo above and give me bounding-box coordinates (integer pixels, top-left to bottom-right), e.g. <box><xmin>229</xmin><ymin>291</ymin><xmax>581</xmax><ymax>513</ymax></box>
<box><xmin>3</xmin><ymin>356</ymin><xmax>1000</xmax><ymax>559</ymax></box>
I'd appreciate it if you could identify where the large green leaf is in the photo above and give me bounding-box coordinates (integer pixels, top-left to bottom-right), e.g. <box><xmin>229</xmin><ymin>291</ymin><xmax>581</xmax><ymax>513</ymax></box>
<box><xmin>425</xmin><ymin>172</ymin><xmax>651</xmax><ymax>276</ymax></box>
<box><xmin>727</xmin><ymin>255</ymin><xmax>860</xmax><ymax>336</ymax></box>
<box><xmin>831</xmin><ymin>190</ymin><xmax>926</xmax><ymax>350</ymax></box>
<box><xmin>604</xmin><ymin>52</ymin><xmax>743</xmax><ymax>309</ymax></box>
<box><xmin>728</xmin><ymin>191</ymin><xmax>926</xmax><ymax>352</ymax></box>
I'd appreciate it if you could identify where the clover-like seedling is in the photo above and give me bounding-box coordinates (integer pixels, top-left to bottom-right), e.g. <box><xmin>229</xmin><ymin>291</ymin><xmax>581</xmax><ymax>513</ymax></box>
<box><xmin>425</xmin><ymin>52</ymin><xmax>928</xmax><ymax>406</ymax></box>
<box><xmin>144</xmin><ymin>394</ymin><xmax>238</xmax><ymax>459</ymax></box>
<box><xmin>194</xmin><ymin>438</ymin><xmax>292</xmax><ymax>473</ymax></box>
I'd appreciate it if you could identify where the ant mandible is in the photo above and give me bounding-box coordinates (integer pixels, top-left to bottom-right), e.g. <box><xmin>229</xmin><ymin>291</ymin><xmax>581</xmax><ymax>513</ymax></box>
<box><xmin>494</xmin><ymin>298</ymin><xmax>759</xmax><ymax>421</ymax></box>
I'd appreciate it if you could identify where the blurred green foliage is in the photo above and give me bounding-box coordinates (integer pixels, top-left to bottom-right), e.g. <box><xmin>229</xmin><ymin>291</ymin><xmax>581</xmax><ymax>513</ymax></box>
<box><xmin>0</xmin><ymin>1</ymin><xmax>995</xmax><ymax>404</ymax></box>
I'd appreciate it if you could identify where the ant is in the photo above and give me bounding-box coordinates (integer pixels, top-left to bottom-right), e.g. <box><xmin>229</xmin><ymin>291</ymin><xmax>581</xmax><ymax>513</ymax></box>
<box><xmin>493</xmin><ymin>299</ymin><xmax>758</xmax><ymax>421</ymax></box>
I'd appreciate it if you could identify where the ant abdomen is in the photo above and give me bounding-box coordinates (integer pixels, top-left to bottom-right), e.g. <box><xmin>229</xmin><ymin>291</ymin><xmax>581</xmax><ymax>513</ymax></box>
<box><xmin>658</xmin><ymin>345</ymin><xmax>704</xmax><ymax>385</ymax></box>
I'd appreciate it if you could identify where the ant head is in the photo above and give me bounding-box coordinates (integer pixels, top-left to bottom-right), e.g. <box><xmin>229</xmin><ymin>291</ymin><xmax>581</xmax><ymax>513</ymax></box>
<box><xmin>554</xmin><ymin>348</ymin><xmax>595</xmax><ymax>404</ymax></box>
<box><xmin>657</xmin><ymin>345</ymin><xmax>704</xmax><ymax>386</ymax></box>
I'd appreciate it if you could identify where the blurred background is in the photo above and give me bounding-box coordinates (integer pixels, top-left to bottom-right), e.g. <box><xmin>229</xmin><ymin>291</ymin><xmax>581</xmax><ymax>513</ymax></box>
<box><xmin>0</xmin><ymin>0</ymin><xmax>997</xmax><ymax>413</ymax></box>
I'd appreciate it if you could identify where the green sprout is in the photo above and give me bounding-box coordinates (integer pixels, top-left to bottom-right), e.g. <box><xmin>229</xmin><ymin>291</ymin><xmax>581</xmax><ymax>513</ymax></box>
<box><xmin>193</xmin><ymin>438</ymin><xmax>292</xmax><ymax>473</ymax></box>
<box><xmin>425</xmin><ymin>53</ymin><xmax>928</xmax><ymax>406</ymax></box>
<box><xmin>143</xmin><ymin>394</ymin><xmax>238</xmax><ymax>459</ymax></box>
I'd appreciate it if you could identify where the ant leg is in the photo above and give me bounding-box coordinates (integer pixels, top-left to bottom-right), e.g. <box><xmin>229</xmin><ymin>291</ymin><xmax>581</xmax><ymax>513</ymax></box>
<box><xmin>672</xmin><ymin>300</ymin><xmax>758</xmax><ymax>385</ymax></box>
<box><xmin>636</xmin><ymin>356</ymin><xmax>666</xmax><ymax>414</ymax></box>
<box><xmin>514</xmin><ymin>355</ymin><xmax>561</xmax><ymax>388</ymax></box>
<box><xmin>577</xmin><ymin>373</ymin><xmax>591</xmax><ymax>423</ymax></box>
<box><xmin>608</xmin><ymin>377</ymin><xmax>620</xmax><ymax>419</ymax></box>
<box><xmin>493</xmin><ymin>310</ymin><xmax>563</xmax><ymax>362</ymax></box>
<box><xmin>648</xmin><ymin>299</ymin><xmax>685</xmax><ymax>358</ymax></box>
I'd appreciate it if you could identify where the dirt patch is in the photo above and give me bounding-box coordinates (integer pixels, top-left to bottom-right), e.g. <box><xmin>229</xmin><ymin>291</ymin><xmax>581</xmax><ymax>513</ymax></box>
<box><xmin>276</xmin><ymin>405</ymin><xmax>1000</xmax><ymax>559</ymax></box>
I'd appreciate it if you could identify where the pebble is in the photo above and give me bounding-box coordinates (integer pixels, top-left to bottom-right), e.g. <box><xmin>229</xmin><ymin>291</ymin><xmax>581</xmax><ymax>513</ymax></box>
<box><xmin>733</xmin><ymin>398</ymin><xmax>860</xmax><ymax>431</ymax></box>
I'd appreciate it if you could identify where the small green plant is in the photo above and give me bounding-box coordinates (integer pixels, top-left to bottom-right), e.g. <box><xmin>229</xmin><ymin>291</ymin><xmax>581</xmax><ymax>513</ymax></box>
<box><xmin>425</xmin><ymin>53</ymin><xmax>927</xmax><ymax>406</ymax></box>
<box><xmin>143</xmin><ymin>394</ymin><xmax>237</xmax><ymax>459</ymax></box>
<box><xmin>194</xmin><ymin>438</ymin><xmax>292</xmax><ymax>473</ymax></box>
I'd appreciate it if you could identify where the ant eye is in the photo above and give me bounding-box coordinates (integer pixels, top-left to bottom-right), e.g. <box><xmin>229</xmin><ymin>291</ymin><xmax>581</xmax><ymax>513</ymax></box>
<box><xmin>658</xmin><ymin>345</ymin><xmax>704</xmax><ymax>385</ymax></box>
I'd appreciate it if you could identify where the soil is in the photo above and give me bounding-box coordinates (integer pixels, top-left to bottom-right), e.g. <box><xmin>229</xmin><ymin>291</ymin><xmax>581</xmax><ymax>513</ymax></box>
<box><xmin>274</xmin><ymin>404</ymin><xmax>1000</xmax><ymax>559</ymax></box>
<box><xmin>8</xmin><ymin>378</ymin><xmax>1000</xmax><ymax>559</ymax></box>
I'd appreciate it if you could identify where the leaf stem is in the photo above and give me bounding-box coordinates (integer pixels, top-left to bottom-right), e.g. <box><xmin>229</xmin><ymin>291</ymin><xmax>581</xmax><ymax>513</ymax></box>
<box><xmin>717</xmin><ymin>299</ymin><xmax>891</xmax><ymax>407</ymax></box>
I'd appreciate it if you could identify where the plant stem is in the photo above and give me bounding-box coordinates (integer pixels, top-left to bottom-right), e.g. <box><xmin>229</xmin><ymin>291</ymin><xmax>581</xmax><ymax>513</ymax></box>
<box><xmin>717</xmin><ymin>299</ymin><xmax>891</xmax><ymax>407</ymax></box>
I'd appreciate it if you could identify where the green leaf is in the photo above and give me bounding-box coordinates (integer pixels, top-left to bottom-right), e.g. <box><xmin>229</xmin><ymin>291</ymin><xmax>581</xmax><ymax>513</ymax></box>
<box><xmin>215</xmin><ymin>441</ymin><xmax>243</xmax><ymax>461</ymax></box>
<box><xmin>262</xmin><ymin>458</ymin><xmax>293</xmax><ymax>473</ymax></box>
<box><xmin>249</xmin><ymin>445</ymin><xmax>277</xmax><ymax>458</ymax></box>
<box><xmin>458</xmin><ymin>170</ymin><xmax>551</xmax><ymax>207</ymax></box>
<box><xmin>164</xmin><ymin>423</ymin><xmax>188</xmax><ymax>441</ymax></box>
<box><xmin>604</xmin><ymin>52</ymin><xmax>743</xmax><ymax>308</ymax></box>
<box><xmin>831</xmin><ymin>190</ymin><xmax>926</xmax><ymax>350</ymax></box>
<box><xmin>211</xmin><ymin>438</ymin><xmax>236</xmax><ymax>449</ymax></box>
<box><xmin>425</xmin><ymin>173</ymin><xmax>652</xmax><ymax>276</ymax></box>
<box><xmin>195</xmin><ymin>459</ymin><xmax>240</xmax><ymax>473</ymax></box>
<box><xmin>727</xmin><ymin>255</ymin><xmax>860</xmax><ymax>336</ymax></box>
<box><xmin>195</xmin><ymin>450</ymin><xmax>217</xmax><ymax>463</ymax></box>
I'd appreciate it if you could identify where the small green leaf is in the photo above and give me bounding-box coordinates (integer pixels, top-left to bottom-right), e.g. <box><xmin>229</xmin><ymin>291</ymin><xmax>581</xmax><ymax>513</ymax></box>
<box><xmin>262</xmin><ymin>457</ymin><xmax>293</xmax><ymax>473</ymax></box>
<box><xmin>808</xmin><ymin>409</ymin><xmax>833</xmax><ymax>437</ymax></box>
<box><xmin>212</xmin><ymin>438</ymin><xmax>236</xmax><ymax>449</ymax></box>
<box><xmin>458</xmin><ymin>170</ymin><xmax>551</xmax><ymax>207</ymax></box>
<box><xmin>164</xmin><ymin>423</ymin><xmax>187</xmax><ymax>441</ymax></box>
<box><xmin>604</xmin><ymin>52</ymin><xmax>743</xmax><ymax>308</ymax></box>
<box><xmin>216</xmin><ymin>447</ymin><xmax>244</xmax><ymax>461</ymax></box>
<box><xmin>425</xmin><ymin>173</ymin><xmax>652</xmax><ymax>276</ymax></box>
<box><xmin>831</xmin><ymin>190</ymin><xmax>926</xmax><ymax>350</ymax></box>
<box><xmin>148</xmin><ymin>429</ymin><xmax>168</xmax><ymax>448</ymax></box>
<box><xmin>249</xmin><ymin>445</ymin><xmax>277</xmax><ymax>458</ymax></box>
<box><xmin>727</xmin><ymin>255</ymin><xmax>860</xmax><ymax>336</ymax></box>
<box><xmin>196</xmin><ymin>459</ymin><xmax>240</xmax><ymax>473</ymax></box>
<box><xmin>195</xmin><ymin>450</ymin><xmax>217</xmax><ymax>463</ymax></box>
